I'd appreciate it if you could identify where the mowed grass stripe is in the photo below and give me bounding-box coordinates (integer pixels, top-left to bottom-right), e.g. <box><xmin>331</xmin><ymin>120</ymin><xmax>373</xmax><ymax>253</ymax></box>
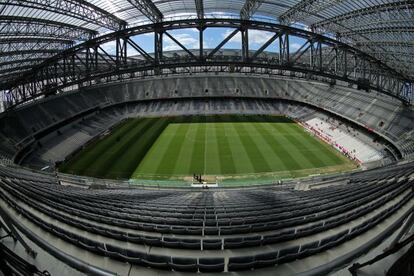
<box><xmin>255</xmin><ymin>117</ymin><xmax>302</xmax><ymax>170</ymax></box>
<box><xmin>85</xmin><ymin>118</ymin><xmax>156</xmax><ymax>177</ymax></box>
<box><xmin>205</xmin><ymin>122</ymin><xmax>222</xmax><ymax>175</ymax></box>
<box><xmin>153</xmin><ymin>123</ymin><xmax>191</xmax><ymax>175</ymax></box>
<box><xmin>60</xmin><ymin>119</ymin><xmax>137</xmax><ymax>175</ymax></box>
<box><xmin>189</xmin><ymin>122</ymin><xmax>206</xmax><ymax>175</ymax></box>
<box><xmin>107</xmin><ymin>117</ymin><xmax>170</xmax><ymax>179</ymax></box>
<box><xmin>245</xmin><ymin>123</ymin><xmax>289</xmax><ymax>172</ymax></box>
<box><xmin>134</xmin><ymin>122</ymin><xmax>177</xmax><ymax>176</ymax></box>
<box><xmin>264</xmin><ymin>122</ymin><xmax>312</xmax><ymax>170</ymax></box>
<box><xmin>278</xmin><ymin>123</ymin><xmax>330</xmax><ymax>168</ymax></box>
<box><xmin>289</xmin><ymin>123</ymin><xmax>345</xmax><ymax>165</ymax></box>
<box><xmin>215</xmin><ymin>122</ymin><xmax>236</xmax><ymax>174</ymax></box>
<box><xmin>233</xmin><ymin>122</ymin><xmax>272</xmax><ymax>173</ymax></box>
<box><xmin>171</xmin><ymin>119</ymin><xmax>199</xmax><ymax>175</ymax></box>
<box><xmin>225</xmin><ymin>123</ymin><xmax>255</xmax><ymax>174</ymax></box>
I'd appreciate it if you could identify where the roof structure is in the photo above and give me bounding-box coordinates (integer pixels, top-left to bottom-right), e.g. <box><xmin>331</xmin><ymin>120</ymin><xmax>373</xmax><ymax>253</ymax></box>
<box><xmin>0</xmin><ymin>0</ymin><xmax>413</xmax><ymax>85</ymax></box>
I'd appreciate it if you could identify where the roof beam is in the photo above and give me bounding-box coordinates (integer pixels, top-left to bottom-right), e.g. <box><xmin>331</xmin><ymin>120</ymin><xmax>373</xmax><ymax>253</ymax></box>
<box><xmin>341</xmin><ymin>26</ymin><xmax>414</xmax><ymax>37</ymax></box>
<box><xmin>0</xmin><ymin>41</ymin><xmax>72</xmax><ymax>54</ymax></box>
<box><xmin>0</xmin><ymin>64</ymin><xmax>34</xmax><ymax>75</ymax></box>
<box><xmin>0</xmin><ymin>49</ymin><xmax>62</xmax><ymax>57</ymax></box>
<box><xmin>0</xmin><ymin>16</ymin><xmax>96</xmax><ymax>41</ymax></box>
<box><xmin>368</xmin><ymin>51</ymin><xmax>414</xmax><ymax>58</ymax></box>
<box><xmin>0</xmin><ymin>57</ymin><xmax>49</xmax><ymax>68</ymax></box>
<box><xmin>0</xmin><ymin>71</ymin><xmax>31</xmax><ymax>82</ymax></box>
<box><xmin>354</xmin><ymin>41</ymin><xmax>414</xmax><ymax>48</ymax></box>
<box><xmin>195</xmin><ymin>0</ymin><xmax>204</xmax><ymax>19</ymax></box>
<box><xmin>312</xmin><ymin>1</ymin><xmax>414</xmax><ymax>33</ymax></box>
<box><xmin>3</xmin><ymin>0</ymin><xmax>126</xmax><ymax>30</ymax></box>
<box><xmin>279</xmin><ymin>0</ymin><xmax>344</xmax><ymax>25</ymax></box>
<box><xmin>240</xmin><ymin>0</ymin><xmax>263</xmax><ymax>20</ymax></box>
<box><xmin>0</xmin><ymin>37</ymin><xmax>74</xmax><ymax>45</ymax></box>
<box><xmin>127</xmin><ymin>0</ymin><xmax>163</xmax><ymax>23</ymax></box>
<box><xmin>0</xmin><ymin>53</ymin><xmax>55</xmax><ymax>65</ymax></box>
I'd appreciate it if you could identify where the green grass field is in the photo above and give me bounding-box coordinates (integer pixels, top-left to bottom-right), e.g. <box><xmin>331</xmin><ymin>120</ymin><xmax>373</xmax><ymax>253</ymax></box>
<box><xmin>59</xmin><ymin>115</ymin><xmax>356</xmax><ymax>181</ymax></box>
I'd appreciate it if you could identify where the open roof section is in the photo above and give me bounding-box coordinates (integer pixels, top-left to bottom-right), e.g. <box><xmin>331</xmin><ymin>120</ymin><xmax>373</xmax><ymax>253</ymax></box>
<box><xmin>0</xmin><ymin>0</ymin><xmax>413</xmax><ymax>85</ymax></box>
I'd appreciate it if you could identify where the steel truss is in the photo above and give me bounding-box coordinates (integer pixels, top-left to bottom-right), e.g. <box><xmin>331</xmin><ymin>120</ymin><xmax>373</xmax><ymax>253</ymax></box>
<box><xmin>240</xmin><ymin>0</ymin><xmax>263</xmax><ymax>20</ymax></box>
<box><xmin>127</xmin><ymin>0</ymin><xmax>163</xmax><ymax>23</ymax></box>
<box><xmin>0</xmin><ymin>40</ymin><xmax>73</xmax><ymax>54</ymax></box>
<box><xmin>4</xmin><ymin>19</ymin><xmax>412</xmax><ymax>108</ymax></box>
<box><xmin>4</xmin><ymin>0</ymin><xmax>126</xmax><ymax>30</ymax></box>
<box><xmin>312</xmin><ymin>1</ymin><xmax>414</xmax><ymax>35</ymax></box>
<box><xmin>195</xmin><ymin>0</ymin><xmax>204</xmax><ymax>19</ymax></box>
<box><xmin>279</xmin><ymin>0</ymin><xmax>344</xmax><ymax>25</ymax></box>
<box><xmin>0</xmin><ymin>16</ymin><xmax>97</xmax><ymax>41</ymax></box>
<box><xmin>0</xmin><ymin>53</ymin><xmax>57</xmax><ymax>67</ymax></box>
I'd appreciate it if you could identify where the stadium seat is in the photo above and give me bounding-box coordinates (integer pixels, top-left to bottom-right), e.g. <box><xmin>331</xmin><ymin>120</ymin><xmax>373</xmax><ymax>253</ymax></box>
<box><xmin>198</xmin><ymin>258</ymin><xmax>225</xmax><ymax>273</ymax></box>
<box><xmin>202</xmin><ymin>239</ymin><xmax>222</xmax><ymax>250</ymax></box>
<box><xmin>277</xmin><ymin>245</ymin><xmax>300</xmax><ymax>264</ymax></box>
<box><xmin>124</xmin><ymin>250</ymin><xmax>146</xmax><ymax>265</ymax></box>
<box><xmin>142</xmin><ymin>236</ymin><xmax>162</xmax><ymax>247</ymax></box>
<box><xmin>299</xmin><ymin>241</ymin><xmax>320</xmax><ymax>258</ymax></box>
<box><xmin>254</xmin><ymin>251</ymin><xmax>278</xmax><ymax>269</ymax></box>
<box><xmin>143</xmin><ymin>254</ymin><xmax>171</xmax><ymax>270</ymax></box>
<box><xmin>170</xmin><ymin>257</ymin><xmax>198</xmax><ymax>272</ymax></box>
<box><xmin>180</xmin><ymin>239</ymin><xmax>201</xmax><ymax>250</ymax></box>
<box><xmin>228</xmin><ymin>256</ymin><xmax>255</xmax><ymax>271</ymax></box>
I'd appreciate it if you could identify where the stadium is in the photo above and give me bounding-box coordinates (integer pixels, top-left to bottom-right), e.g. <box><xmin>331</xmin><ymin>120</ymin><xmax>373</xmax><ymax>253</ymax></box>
<box><xmin>0</xmin><ymin>0</ymin><xmax>413</xmax><ymax>275</ymax></box>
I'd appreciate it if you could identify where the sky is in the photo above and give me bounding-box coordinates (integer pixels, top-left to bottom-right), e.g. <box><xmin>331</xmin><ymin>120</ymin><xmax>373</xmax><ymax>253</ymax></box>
<box><xmin>100</xmin><ymin>27</ymin><xmax>307</xmax><ymax>57</ymax></box>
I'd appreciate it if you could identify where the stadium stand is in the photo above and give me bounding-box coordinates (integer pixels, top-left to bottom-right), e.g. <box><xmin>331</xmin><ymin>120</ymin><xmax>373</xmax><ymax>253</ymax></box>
<box><xmin>0</xmin><ymin>75</ymin><xmax>411</xmax><ymax>171</ymax></box>
<box><xmin>0</xmin><ymin>161</ymin><xmax>413</xmax><ymax>274</ymax></box>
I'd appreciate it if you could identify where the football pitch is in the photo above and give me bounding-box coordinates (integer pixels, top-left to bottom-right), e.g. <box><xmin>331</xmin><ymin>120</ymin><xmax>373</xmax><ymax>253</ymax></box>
<box><xmin>59</xmin><ymin>115</ymin><xmax>356</xmax><ymax>181</ymax></box>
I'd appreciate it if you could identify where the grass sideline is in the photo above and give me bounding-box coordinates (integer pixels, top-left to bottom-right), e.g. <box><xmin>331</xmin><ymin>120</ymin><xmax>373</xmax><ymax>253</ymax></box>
<box><xmin>59</xmin><ymin>115</ymin><xmax>357</xmax><ymax>181</ymax></box>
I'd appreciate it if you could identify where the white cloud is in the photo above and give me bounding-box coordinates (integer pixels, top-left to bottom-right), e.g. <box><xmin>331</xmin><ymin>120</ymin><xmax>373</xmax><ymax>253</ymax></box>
<box><xmin>223</xmin><ymin>29</ymin><xmax>241</xmax><ymax>43</ymax></box>
<box><xmin>127</xmin><ymin>47</ymin><xmax>140</xmax><ymax>56</ymax></box>
<box><xmin>100</xmin><ymin>41</ymin><xmax>116</xmax><ymax>54</ymax></box>
<box><xmin>222</xmin><ymin>29</ymin><xmax>274</xmax><ymax>45</ymax></box>
<box><xmin>249</xmin><ymin>30</ymin><xmax>274</xmax><ymax>45</ymax></box>
<box><xmin>290</xmin><ymin>43</ymin><xmax>302</xmax><ymax>50</ymax></box>
<box><xmin>163</xmin><ymin>33</ymin><xmax>199</xmax><ymax>51</ymax></box>
<box><xmin>100</xmin><ymin>40</ymin><xmax>142</xmax><ymax>57</ymax></box>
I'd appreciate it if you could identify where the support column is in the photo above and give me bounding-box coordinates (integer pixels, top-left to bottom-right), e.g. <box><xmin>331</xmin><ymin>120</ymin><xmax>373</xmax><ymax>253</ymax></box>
<box><xmin>241</xmin><ymin>28</ymin><xmax>249</xmax><ymax>62</ymax></box>
<box><xmin>154</xmin><ymin>30</ymin><xmax>163</xmax><ymax>74</ymax></box>
<box><xmin>198</xmin><ymin>24</ymin><xmax>205</xmax><ymax>61</ymax></box>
